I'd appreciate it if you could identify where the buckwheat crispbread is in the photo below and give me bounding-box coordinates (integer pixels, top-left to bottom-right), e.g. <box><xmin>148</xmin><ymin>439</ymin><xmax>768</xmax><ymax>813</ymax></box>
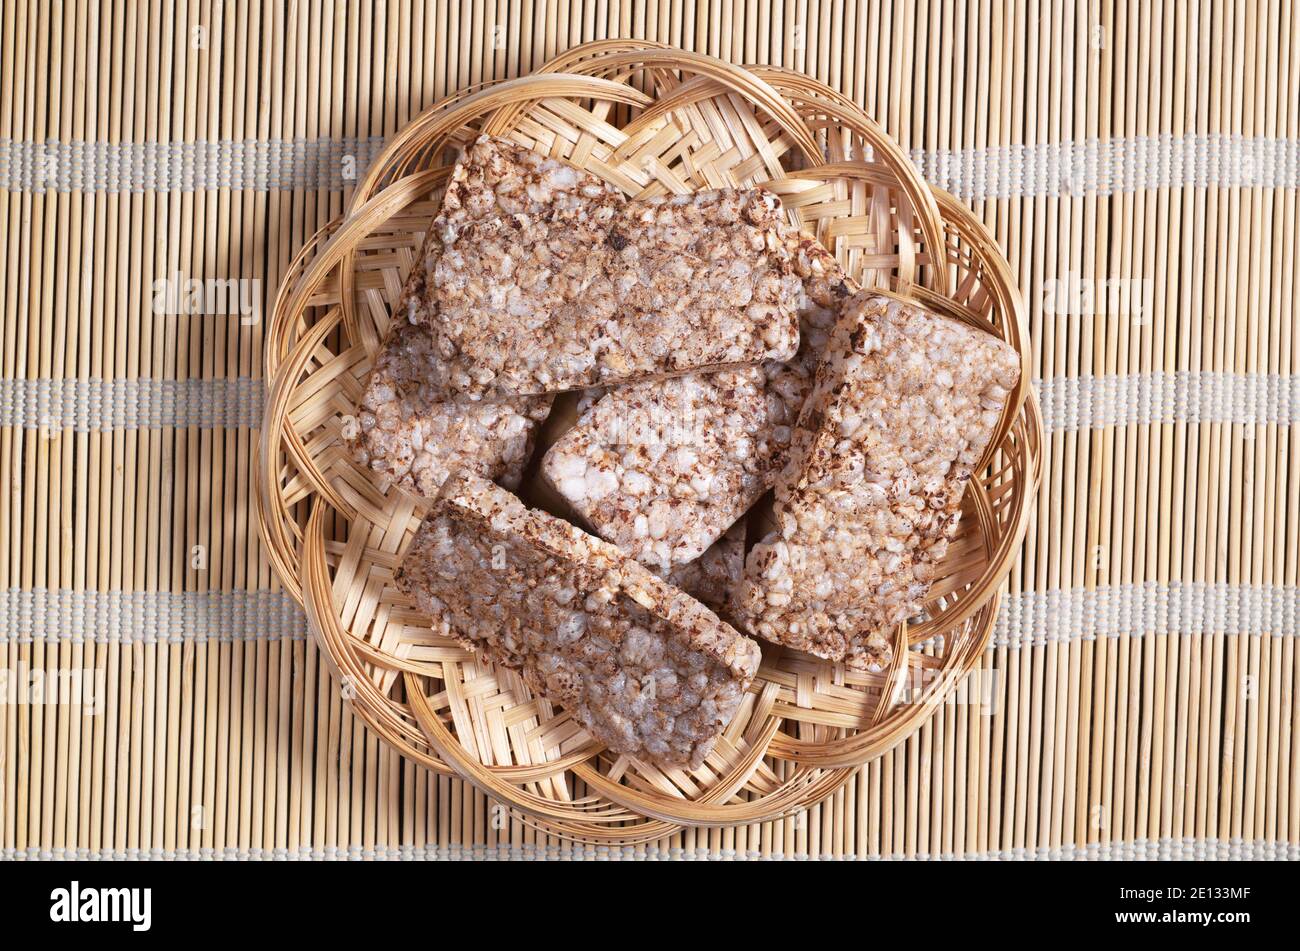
<box><xmin>344</xmin><ymin>318</ymin><xmax>553</xmax><ymax>498</ymax></box>
<box><xmin>541</xmin><ymin>234</ymin><xmax>850</xmax><ymax>571</ymax></box>
<box><xmin>406</xmin><ymin>135</ymin><xmax>624</xmax><ymax>332</ymax></box>
<box><xmin>737</xmin><ymin>291</ymin><xmax>1022</xmax><ymax>671</ymax></box>
<box><xmin>393</xmin><ymin>474</ymin><xmax>761</xmax><ymax>769</ymax></box>
<box><xmin>424</xmin><ymin>135</ymin><xmax>802</xmax><ymax>398</ymax></box>
<box><xmin>541</xmin><ymin>366</ymin><xmax>776</xmax><ymax>571</ymax></box>
<box><xmin>663</xmin><ymin>520</ymin><xmax>746</xmax><ymax>623</ymax></box>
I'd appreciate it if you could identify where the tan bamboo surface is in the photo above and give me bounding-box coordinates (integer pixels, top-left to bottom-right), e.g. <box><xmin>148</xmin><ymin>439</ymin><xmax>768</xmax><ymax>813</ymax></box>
<box><xmin>259</xmin><ymin>49</ymin><xmax>1040</xmax><ymax>839</ymax></box>
<box><xmin>2</xmin><ymin>1</ymin><xmax>1297</xmax><ymax>860</ymax></box>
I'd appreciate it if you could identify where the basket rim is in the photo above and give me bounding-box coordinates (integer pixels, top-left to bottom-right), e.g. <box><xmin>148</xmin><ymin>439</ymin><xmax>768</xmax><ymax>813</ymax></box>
<box><xmin>255</xmin><ymin>43</ymin><xmax>1045</xmax><ymax>835</ymax></box>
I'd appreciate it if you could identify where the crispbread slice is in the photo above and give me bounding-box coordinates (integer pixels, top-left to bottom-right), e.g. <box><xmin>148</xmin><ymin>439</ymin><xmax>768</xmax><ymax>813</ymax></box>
<box><xmin>345</xmin><ymin>320</ymin><xmax>552</xmax><ymax>497</ymax></box>
<box><xmin>663</xmin><ymin>520</ymin><xmax>747</xmax><ymax>624</ymax></box>
<box><xmin>423</xmin><ymin>135</ymin><xmax>802</xmax><ymax>398</ymax></box>
<box><xmin>394</xmin><ymin>474</ymin><xmax>761</xmax><ymax>768</ymax></box>
<box><xmin>738</xmin><ymin>291</ymin><xmax>1022</xmax><ymax>671</ymax></box>
<box><xmin>540</xmin><ymin>235</ymin><xmax>849</xmax><ymax>571</ymax></box>
<box><xmin>541</xmin><ymin>365</ymin><xmax>779</xmax><ymax>571</ymax></box>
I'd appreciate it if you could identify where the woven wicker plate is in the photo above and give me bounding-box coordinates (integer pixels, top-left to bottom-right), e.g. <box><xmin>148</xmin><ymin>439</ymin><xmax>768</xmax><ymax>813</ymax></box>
<box><xmin>257</xmin><ymin>42</ymin><xmax>1043</xmax><ymax>842</ymax></box>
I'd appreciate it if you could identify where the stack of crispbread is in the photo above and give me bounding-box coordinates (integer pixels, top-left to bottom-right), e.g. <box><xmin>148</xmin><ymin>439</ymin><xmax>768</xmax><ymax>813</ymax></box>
<box><xmin>351</xmin><ymin>135</ymin><xmax>1020</xmax><ymax>766</ymax></box>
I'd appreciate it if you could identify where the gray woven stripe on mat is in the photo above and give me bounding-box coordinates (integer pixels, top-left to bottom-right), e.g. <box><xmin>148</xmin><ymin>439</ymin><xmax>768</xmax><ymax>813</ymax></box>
<box><xmin>0</xmin><ymin>377</ymin><xmax>264</xmax><ymax>431</ymax></box>
<box><xmin>0</xmin><ymin>589</ymin><xmax>306</xmax><ymax>645</ymax></box>
<box><xmin>5</xmin><ymin>584</ymin><xmax>1296</xmax><ymax>645</ymax></box>
<box><xmin>0</xmin><ymin>136</ymin><xmax>387</xmax><ymax>193</ymax></box>
<box><xmin>2</xmin><ymin>134</ymin><xmax>1297</xmax><ymax>198</ymax></box>
<box><xmin>3</xmin><ymin>373</ymin><xmax>1297</xmax><ymax>432</ymax></box>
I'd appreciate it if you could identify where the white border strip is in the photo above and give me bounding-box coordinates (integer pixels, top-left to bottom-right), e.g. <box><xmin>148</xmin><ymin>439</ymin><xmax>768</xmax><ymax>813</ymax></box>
<box><xmin>2</xmin><ymin>134</ymin><xmax>1296</xmax><ymax>197</ymax></box>
<box><xmin>0</xmin><ymin>588</ymin><xmax>306</xmax><ymax>645</ymax></box>
<box><xmin>6</xmin><ymin>838</ymin><xmax>1296</xmax><ymax>861</ymax></box>
<box><xmin>0</xmin><ymin>377</ymin><xmax>263</xmax><ymax>431</ymax></box>
<box><xmin>994</xmin><ymin>583</ymin><xmax>1299</xmax><ymax>648</ymax></box>
<box><xmin>910</xmin><ymin>134</ymin><xmax>1300</xmax><ymax>200</ymax></box>
<box><xmin>0</xmin><ymin>136</ymin><xmax>387</xmax><ymax>193</ymax></box>
<box><xmin>1035</xmin><ymin>372</ymin><xmax>1299</xmax><ymax>431</ymax></box>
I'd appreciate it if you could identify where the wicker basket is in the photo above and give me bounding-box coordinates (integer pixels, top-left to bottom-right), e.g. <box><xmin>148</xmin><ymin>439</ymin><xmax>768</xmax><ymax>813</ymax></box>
<box><xmin>256</xmin><ymin>42</ymin><xmax>1043</xmax><ymax>842</ymax></box>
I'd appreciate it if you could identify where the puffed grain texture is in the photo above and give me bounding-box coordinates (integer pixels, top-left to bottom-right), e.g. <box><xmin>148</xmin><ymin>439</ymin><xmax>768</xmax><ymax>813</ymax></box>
<box><xmin>541</xmin><ymin>233</ymin><xmax>850</xmax><ymax>571</ymax></box>
<box><xmin>426</xmin><ymin>135</ymin><xmax>801</xmax><ymax>398</ymax></box>
<box><xmin>344</xmin><ymin>311</ymin><xmax>552</xmax><ymax>498</ymax></box>
<box><xmin>738</xmin><ymin>291</ymin><xmax>1021</xmax><ymax>670</ymax></box>
<box><xmin>393</xmin><ymin>474</ymin><xmax>761</xmax><ymax>769</ymax></box>
<box><xmin>540</xmin><ymin>366</ymin><xmax>783</xmax><ymax>571</ymax></box>
<box><xmin>663</xmin><ymin>520</ymin><xmax>747</xmax><ymax>623</ymax></box>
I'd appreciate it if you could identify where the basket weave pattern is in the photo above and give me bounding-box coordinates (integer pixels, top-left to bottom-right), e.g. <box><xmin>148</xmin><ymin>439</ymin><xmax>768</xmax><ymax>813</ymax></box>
<box><xmin>258</xmin><ymin>42</ymin><xmax>1043</xmax><ymax>841</ymax></box>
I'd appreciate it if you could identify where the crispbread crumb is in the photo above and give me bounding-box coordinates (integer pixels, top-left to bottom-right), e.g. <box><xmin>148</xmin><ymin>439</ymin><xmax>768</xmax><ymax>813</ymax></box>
<box><xmin>737</xmin><ymin>291</ymin><xmax>1021</xmax><ymax>671</ymax></box>
<box><xmin>394</xmin><ymin>474</ymin><xmax>761</xmax><ymax>768</ymax></box>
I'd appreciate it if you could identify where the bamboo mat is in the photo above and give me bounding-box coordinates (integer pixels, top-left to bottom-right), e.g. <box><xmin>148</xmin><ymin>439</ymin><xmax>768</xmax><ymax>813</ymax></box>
<box><xmin>1</xmin><ymin>1</ymin><xmax>1297</xmax><ymax>861</ymax></box>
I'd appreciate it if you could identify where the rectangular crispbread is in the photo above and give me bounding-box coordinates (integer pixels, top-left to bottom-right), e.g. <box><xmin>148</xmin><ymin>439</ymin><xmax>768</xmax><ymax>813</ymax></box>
<box><xmin>541</xmin><ymin>234</ymin><xmax>849</xmax><ymax>570</ymax></box>
<box><xmin>424</xmin><ymin>135</ymin><xmax>802</xmax><ymax>398</ymax></box>
<box><xmin>394</xmin><ymin>474</ymin><xmax>762</xmax><ymax>768</ymax></box>
<box><xmin>737</xmin><ymin>290</ymin><xmax>1022</xmax><ymax>670</ymax></box>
